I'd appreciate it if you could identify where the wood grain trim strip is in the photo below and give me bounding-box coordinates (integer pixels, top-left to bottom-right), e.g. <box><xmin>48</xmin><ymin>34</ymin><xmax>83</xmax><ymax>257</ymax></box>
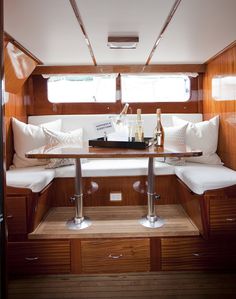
<box><xmin>69</xmin><ymin>0</ymin><xmax>97</xmax><ymax>66</ymax></box>
<box><xmin>145</xmin><ymin>0</ymin><xmax>182</xmax><ymax>65</ymax></box>
<box><xmin>32</xmin><ymin>64</ymin><xmax>206</xmax><ymax>75</ymax></box>
<box><xmin>4</xmin><ymin>32</ymin><xmax>42</xmax><ymax>64</ymax></box>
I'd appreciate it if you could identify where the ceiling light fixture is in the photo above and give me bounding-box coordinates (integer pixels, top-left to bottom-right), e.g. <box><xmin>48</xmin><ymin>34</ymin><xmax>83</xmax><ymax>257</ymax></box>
<box><xmin>107</xmin><ymin>36</ymin><xmax>139</xmax><ymax>49</ymax></box>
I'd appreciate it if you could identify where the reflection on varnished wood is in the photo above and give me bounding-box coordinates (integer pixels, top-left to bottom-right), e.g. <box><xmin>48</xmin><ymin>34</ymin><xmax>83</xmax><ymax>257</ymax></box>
<box><xmin>203</xmin><ymin>42</ymin><xmax>236</xmax><ymax>170</ymax></box>
<box><xmin>4</xmin><ymin>42</ymin><xmax>37</xmax><ymax>94</ymax></box>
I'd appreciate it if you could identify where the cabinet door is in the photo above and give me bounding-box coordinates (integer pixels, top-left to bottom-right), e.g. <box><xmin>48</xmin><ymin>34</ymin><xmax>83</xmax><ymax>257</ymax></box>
<box><xmin>161</xmin><ymin>237</ymin><xmax>236</xmax><ymax>270</ymax></box>
<box><xmin>6</xmin><ymin>196</ymin><xmax>27</xmax><ymax>235</ymax></box>
<box><xmin>8</xmin><ymin>241</ymin><xmax>71</xmax><ymax>274</ymax></box>
<box><xmin>81</xmin><ymin>238</ymin><xmax>150</xmax><ymax>273</ymax></box>
<box><xmin>210</xmin><ymin>198</ymin><xmax>236</xmax><ymax>236</ymax></box>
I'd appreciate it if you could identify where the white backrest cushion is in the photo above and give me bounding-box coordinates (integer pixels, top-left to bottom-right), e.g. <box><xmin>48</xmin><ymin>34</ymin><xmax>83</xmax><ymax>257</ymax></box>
<box><xmin>11</xmin><ymin>117</ymin><xmax>62</xmax><ymax>168</ymax></box>
<box><xmin>172</xmin><ymin>115</ymin><xmax>222</xmax><ymax>165</ymax></box>
<box><xmin>28</xmin><ymin>114</ymin><xmax>202</xmax><ymax>141</ymax></box>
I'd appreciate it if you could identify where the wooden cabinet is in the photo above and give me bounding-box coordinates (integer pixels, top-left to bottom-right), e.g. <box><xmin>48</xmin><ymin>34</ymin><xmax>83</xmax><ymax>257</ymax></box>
<box><xmin>6</xmin><ymin>196</ymin><xmax>27</xmax><ymax>236</ymax></box>
<box><xmin>161</xmin><ymin>237</ymin><xmax>236</xmax><ymax>270</ymax></box>
<box><xmin>8</xmin><ymin>241</ymin><xmax>71</xmax><ymax>274</ymax></box>
<box><xmin>209</xmin><ymin>197</ymin><xmax>236</xmax><ymax>236</ymax></box>
<box><xmin>81</xmin><ymin>238</ymin><xmax>150</xmax><ymax>273</ymax></box>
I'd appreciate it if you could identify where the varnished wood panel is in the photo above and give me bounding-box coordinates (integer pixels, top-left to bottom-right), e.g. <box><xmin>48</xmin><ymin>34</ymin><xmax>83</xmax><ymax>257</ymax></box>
<box><xmin>4</xmin><ymin>42</ymin><xmax>37</xmax><ymax>94</ymax></box>
<box><xmin>28</xmin><ymin>205</ymin><xmax>199</xmax><ymax>239</ymax></box>
<box><xmin>32</xmin><ymin>182</ymin><xmax>53</xmax><ymax>231</ymax></box>
<box><xmin>177</xmin><ymin>178</ymin><xmax>208</xmax><ymax>238</ymax></box>
<box><xmin>53</xmin><ymin>175</ymin><xmax>178</xmax><ymax>207</ymax></box>
<box><xmin>5</xmin><ymin>196</ymin><xmax>27</xmax><ymax>235</ymax></box>
<box><xmin>80</xmin><ymin>238</ymin><xmax>150</xmax><ymax>273</ymax></box>
<box><xmin>70</xmin><ymin>239</ymin><xmax>82</xmax><ymax>274</ymax></box>
<box><xmin>161</xmin><ymin>237</ymin><xmax>236</xmax><ymax>271</ymax></box>
<box><xmin>150</xmin><ymin>237</ymin><xmax>161</xmax><ymax>271</ymax></box>
<box><xmin>203</xmin><ymin>43</ymin><xmax>236</xmax><ymax>169</ymax></box>
<box><xmin>33</xmin><ymin>64</ymin><xmax>206</xmax><ymax>75</ymax></box>
<box><xmin>8</xmin><ymin>241</ymin><xmax>71</xmax><ymax>275</ymax></box>
<box><xmin>4</xmin><ymin>41</ymin><xmax>38</xmax><ymax>169</ymax></box>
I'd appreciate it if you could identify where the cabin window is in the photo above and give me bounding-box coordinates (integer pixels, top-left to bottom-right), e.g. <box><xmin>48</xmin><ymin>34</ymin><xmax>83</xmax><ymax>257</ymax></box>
<box><xmin>212</xmin><ymin>75</ymin><xmax>236</xmax><ymax>101</ymax></box>
<box><xmin>120</xmin><ymin>74</ymin><xmax>191</xmax><ymax>102</ymax></box>
<box><xmin>47</xmin><ymin>74</ymin><xmax>116</xmax><ymax>103</ymax></box>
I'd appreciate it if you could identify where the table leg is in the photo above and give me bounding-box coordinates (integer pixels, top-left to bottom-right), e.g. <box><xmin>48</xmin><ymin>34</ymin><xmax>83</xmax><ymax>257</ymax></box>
<box><xmin>139</xmin><ymin>157</ymin><xmax>164</xmax><ymax>228</ymax></box>
<box><xmin>67</xmin><ymin>158</ymin><xmax>92</xmax><ymax>230</ymax></box>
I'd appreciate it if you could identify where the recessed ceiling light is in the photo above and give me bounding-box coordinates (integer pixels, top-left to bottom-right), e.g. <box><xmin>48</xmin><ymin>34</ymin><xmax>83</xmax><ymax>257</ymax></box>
<box><xmin>107</xmin><ymin>36</ymin><xmax>139</xmax><ymax>49</ymax></box>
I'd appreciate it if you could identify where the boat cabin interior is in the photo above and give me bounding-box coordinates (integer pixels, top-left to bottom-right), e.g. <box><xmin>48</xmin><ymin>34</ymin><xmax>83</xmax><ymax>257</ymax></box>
<box><xmin>1</xmin><ymin>0</ymin><xmax>236</xmax><ymax>298</ymax></box>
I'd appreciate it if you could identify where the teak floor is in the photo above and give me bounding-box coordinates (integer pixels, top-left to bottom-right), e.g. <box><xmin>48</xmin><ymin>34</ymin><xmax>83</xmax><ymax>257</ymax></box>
<box><xmin>9</xmin><ymin>271</ymin><xmax>236</xmax><ymax>299</ymax></box>
<box><xmin>29</xmin><ymin>205</ymin><xmax>199</xmax><ymax>239</ymax></box>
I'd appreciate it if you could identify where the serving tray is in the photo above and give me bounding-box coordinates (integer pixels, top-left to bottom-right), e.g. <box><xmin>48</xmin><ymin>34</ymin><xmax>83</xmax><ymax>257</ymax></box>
<box><xmin>89</xmin><ymin>137</ymin><xmax>153</xmax><ymax>149</ymax></box>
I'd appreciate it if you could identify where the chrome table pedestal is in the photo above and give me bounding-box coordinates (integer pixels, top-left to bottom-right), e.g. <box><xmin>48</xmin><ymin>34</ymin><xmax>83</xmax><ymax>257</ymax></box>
<box><xmin>67</xmin><ymin>158</ymin><xmax>92</xmax><ymax>230</ymax></box>
<box><xmin>139</xmin><ymin>157</ymin><xmax>165</xmax><ymax>228</ymax></box>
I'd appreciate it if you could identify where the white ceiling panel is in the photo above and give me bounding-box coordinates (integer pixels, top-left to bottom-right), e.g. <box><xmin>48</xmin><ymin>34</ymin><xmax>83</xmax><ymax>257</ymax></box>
<box><xmin>151</xmin><ymin>0</ymin><xmax>236</xmax><ymax>64</ymax></box>
<box><xmin>4</xmin><ymin>0</ymin><xmax>93</xmax><ymax>65</ymax></box>
<box><xmin>4</xmin><ymin>0</ymin><xmax>236</xmax><ymax>65</ymax></box>
<box><xmin>75</xmin><ymin>0</ymin><xmax>176</xmax><ymax>65</ymax></box>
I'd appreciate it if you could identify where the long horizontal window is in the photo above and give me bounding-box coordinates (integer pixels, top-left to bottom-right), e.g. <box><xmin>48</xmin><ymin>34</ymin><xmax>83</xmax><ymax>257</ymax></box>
<box><xmin>121</xmin><ymin>74</ymin><xmax>191</xmax><ymax>102</ymax></box>
<box><xmin>47</xmin><ymin>74</ymin><xmax>117</xmax><ymax>103</ymax></box>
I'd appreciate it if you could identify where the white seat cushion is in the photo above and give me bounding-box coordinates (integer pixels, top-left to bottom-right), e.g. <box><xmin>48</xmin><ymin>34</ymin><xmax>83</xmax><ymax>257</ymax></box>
<box><xmin>54</xmin><ymin>158</ymin><xmax>175</xmax><ymax>178</ymax></box>
<box><xmin>6</xmin><ymin>166</ymin><xmax>55</xmax><ymax>193</ymax></box>
<box><xmin>175</xmin><ymin>163</ymin><xmax>236</xmax><ymax>195</ymax></box>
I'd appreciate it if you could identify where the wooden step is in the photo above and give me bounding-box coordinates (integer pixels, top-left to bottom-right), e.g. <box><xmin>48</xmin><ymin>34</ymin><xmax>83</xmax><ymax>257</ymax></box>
<box><xmin>29</xmin><ymin>205</ymin><xmax>199</xmax><ymax>239</ymax></box>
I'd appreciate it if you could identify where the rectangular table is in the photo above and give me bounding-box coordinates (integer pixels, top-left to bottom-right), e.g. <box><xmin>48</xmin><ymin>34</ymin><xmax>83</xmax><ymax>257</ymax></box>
<box><xmin>26</xmin><ymin>142</ymin><xmax>202</xmax><ymax>229</ymax></box>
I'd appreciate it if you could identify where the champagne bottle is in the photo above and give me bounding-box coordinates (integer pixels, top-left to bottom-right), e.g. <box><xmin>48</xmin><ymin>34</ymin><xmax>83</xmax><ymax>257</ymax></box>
<box><xmin>153</xmin><ymin>108</ymin><xmax>164</xmax><ymax>147</ymax></box>
<box><xmin>134</xmin><ymin>108</ymin><xmax>144</xmax><ymax>142</ymax></box>
<box><xmin>115</xmin><ymin>103</ymin><xmax>129</xmax><ymax>124</ymax></box>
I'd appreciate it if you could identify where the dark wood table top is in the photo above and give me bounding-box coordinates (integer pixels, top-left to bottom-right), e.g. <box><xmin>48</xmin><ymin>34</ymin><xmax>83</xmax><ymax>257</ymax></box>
<box><xmin>25</xmin><ymin>142</ymin><xmax>202</xmax><ymax>159</ymax></box>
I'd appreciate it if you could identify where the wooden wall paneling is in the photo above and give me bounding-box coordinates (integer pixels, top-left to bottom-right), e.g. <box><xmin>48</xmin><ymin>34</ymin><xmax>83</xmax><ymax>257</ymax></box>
<box><xmin>28</xmin><ymin>74</ymin><xmax>202</xmax><ymax>115</ymax></box>
<box><xmin>33</xmin><ymin>64</ymin><xmax>206</xmax><ymax>75</ymax></box>
<box><xmin>52</xmin><ymin>176</ymin><xmax>178</xmax><ymax>207</ymax></box>
<box><xmin>203</xmin><ymin>43</ymin><xmax>236</xmax><ymax>170</ymax></box>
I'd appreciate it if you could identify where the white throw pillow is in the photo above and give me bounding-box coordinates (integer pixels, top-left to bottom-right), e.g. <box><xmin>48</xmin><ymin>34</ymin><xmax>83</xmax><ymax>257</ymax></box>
<box><xmin>172</xmin><ymin>115</ymin><xmax>222</xmax><ymax>165</ymax></box>
<box><xmin>164</xmin><ymin>123</ymin><xmax>188</xmax><ymax>147</ymax></box>
<box><xmin>164</xmin><ymin>124</ymin><xmax>188</xmax><ymax>165</ymax></box>
<box><xmin>12</xmin><ymin>117</ymin><xmax>62</xmax><ymax>168</ymax></box>
<box><xmin>43</xmin><ymin>128</ymin><xmax>84</xmax><ymax>169</ymax></box>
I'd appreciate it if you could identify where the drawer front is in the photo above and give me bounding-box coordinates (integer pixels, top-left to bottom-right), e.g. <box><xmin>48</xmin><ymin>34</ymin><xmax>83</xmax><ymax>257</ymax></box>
<box><xmin>210</xmin><ymin>198</ymin><xmax>236</xmax><ymax>235</ymax></box>
<box><xmin>161</xmin><ymin>237</ymin><xmax>236</xmax><ymax>270</ymax></box>
<box><xmin>8</xmin><ymin>241</ymin><xmax>71</xmax><ymax>274</ymax></box>
<box><xmin>6</xmin><ymin>196</ymin><xmax>27</xmax><ymax>235</ymax></box>
<box><xmin>81</xmin><ymin>238</ymin><xmax>150</xmax><ymax>273</ymax></box>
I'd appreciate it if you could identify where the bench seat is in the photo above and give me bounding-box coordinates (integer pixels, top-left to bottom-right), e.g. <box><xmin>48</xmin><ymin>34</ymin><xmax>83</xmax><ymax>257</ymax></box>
<box><xmin>175</xmin><ymin>163</ymin><xmax>236</xmax><ymax>195</ymax></box>
<box><xmin>6</xmin><ymin>159</ymin><xmax>175</xmax><ymax>192</ymax></box>
<box><xmin>7</xmin><ymin>160</ymin><xmax>236</xmax><ymax>194</ymax></box>
<box><xmin>6</xmin><ymin>166</ymin><xmax>55</xmax><ymax>193</ymax></box>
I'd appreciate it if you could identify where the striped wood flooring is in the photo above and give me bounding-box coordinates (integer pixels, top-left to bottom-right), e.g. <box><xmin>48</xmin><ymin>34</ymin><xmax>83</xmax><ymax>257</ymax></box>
<box><xmin>8</xmin><ymin>271</ymin><xmax>236</xmax><ymax>299</ymax></box>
